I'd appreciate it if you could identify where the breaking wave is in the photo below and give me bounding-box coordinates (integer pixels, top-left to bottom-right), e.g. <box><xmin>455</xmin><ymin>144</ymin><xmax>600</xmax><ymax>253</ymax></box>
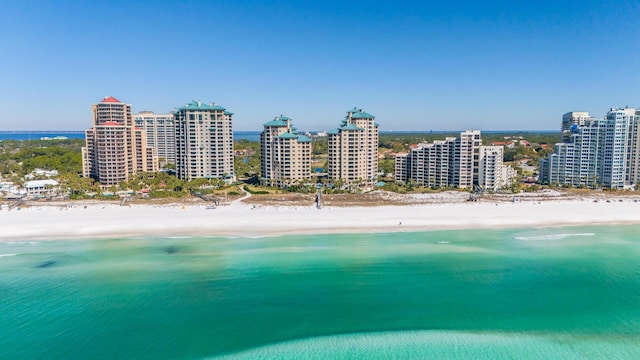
<box><xmin>210</xmin><ymin>330</ymin><xmax>640</xmax><ymax>359</ymax></box>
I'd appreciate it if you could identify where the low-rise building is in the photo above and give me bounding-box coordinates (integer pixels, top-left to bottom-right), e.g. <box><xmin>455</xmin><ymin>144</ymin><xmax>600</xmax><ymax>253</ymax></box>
<box><xmin>25</xmin><ymin>179</ymin><xmax>58</xmax><ymax>197</ymax></box>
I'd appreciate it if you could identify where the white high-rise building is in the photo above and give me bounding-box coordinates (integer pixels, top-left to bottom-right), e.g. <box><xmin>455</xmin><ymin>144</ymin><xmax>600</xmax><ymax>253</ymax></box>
<box><xmin>134</xmin><ymin>111</ymin><xmax>176</xmax><ymax>165</ymax></box>
<box><xmin>540</xmin><ymin>107</ymin><xmax>640</xmax><ymax>189</ymax></box>
<box><xmin>327</xmin><ymin>108</ymin><xmax>379</xmax><ymax>184</ymax></box>
<box><xmin>396</xmin><ymin>131</ymin><xmax>514</xmax><ymax>190</ymax></box>
<box><xmin>478</xmin><ymin>146</ymin><xmax>515</xmax><ymax>191</ymax></box>
<box><xmin>562</xmin><ymin>111</ymin><xmax>593</xmax><ymax>142</ymax></box>
<box><xmin>398</xmin><ymin>138</ymin><xmax>453</xmax><ymax>188</ymax></box>
<box><xmin>173</xmin><ymin>101</ymin><xmax>235</xmax><ymax>182</ymax></box>
<box><xmin>260</xmin><ymin>115</ymin><xmax>312</xmax><ymax>188</ymax></box>
<box><xmin>452</xmin><ymin>130</ymin><xmax>482</xmax><ymax>189</ymax></box>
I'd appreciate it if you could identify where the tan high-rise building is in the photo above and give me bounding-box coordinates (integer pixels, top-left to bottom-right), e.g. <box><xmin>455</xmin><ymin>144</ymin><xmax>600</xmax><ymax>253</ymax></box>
<box><xmin>327</xmin><ymin>108</ymin><xmax>379</xmax><ymax>184</ymax></box>
<box><xmin>173</xmin><ymin>101</ymin><xmax>235</xmax><ymax>182</ymax></box>
<box><xmin>260</xmin><ymin>115</ymin><xmax>312</xmax><ymax>188</ymax></box>
<box><xmin>82</xmin><ymin>97</ymin><xmax>158</xmax><ymax>187</ymax></box>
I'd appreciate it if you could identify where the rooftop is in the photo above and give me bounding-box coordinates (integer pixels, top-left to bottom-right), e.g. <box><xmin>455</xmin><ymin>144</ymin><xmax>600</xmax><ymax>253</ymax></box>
<box><xmin>263</xmin><ymin>115</ymin><xmax>291</xmax><ymax>127</ymax></box>
<box><xmin>101</xmin><ymin>96</ymin><xmax>121</xmax><ymax>103</ymax></box>
<box><xmin>25</xmin><ymin>179</ymin><xmax>58</xmax><ymax>189</ymax></box>
<box><xmin>340</xmin><ymin>123</ymin><xmax>365</xmax><ymax>131</ymax></box>
<box><xmin>297</xmin><ymin>135</ymin><xmax>312</xmax><ymax>143</ymax></box>
<box><xmin>176</xmin><ymin>101</ymin><xmax>227</xmax><ymax>112</ymax></box>
<box><xmin>347</xmin><ymin>107</ymin><xmax>375</xmax><ymax>119</ymax></box>
<box><xmin>277</xmin><ymin>131</ymin><xmax>298</xmax><ymax>139</ymax></box>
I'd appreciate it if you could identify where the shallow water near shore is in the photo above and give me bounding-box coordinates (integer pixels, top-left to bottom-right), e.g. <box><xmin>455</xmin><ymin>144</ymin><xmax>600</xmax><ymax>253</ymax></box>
<box><xmin>1</xmin><ymin>225</ymin><xmax>640</xmax><ymax>359</ymax></box>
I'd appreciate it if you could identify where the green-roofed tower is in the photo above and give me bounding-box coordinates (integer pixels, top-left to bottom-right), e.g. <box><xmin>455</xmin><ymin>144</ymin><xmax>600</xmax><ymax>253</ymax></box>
<box><xmin>327</xmin><ymin>108</ymin><xmax>379</xmax><ymax>185</ymax></box>
<box><xmin>173</xmin><ymin>101</ymin><xmax>235</xmax><ymax>182</ymax></box>
<box><xmin>260</xmin><ymin>115</ymin><xmax>312</xmax><ymax>188</ymax></box>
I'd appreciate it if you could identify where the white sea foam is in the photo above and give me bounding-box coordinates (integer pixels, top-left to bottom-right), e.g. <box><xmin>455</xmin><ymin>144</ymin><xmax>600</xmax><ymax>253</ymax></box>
<box><xmin>514</xmin><ymin>233</ymin><xmax>595</xmax><ymax>241</ymax></box>
<box><xmin>209</xmin><ymin>330</ymin><xmax>640</xmax><ymax>359</ymax></box>
<box><xmin>0</xmin><ymin>253</ymin><xmax>17</xmax><ymax>257</ymax></box>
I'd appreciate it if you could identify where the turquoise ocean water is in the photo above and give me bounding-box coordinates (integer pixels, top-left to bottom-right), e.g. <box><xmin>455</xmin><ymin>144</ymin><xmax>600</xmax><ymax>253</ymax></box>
<box><xmin>1</xmin><ymin>226</ymin><xmax>639</xmax><ymax>359</ymax></box>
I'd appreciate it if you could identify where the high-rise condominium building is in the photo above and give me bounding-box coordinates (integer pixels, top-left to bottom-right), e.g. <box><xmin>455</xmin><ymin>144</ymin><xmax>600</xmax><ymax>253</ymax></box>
<box><xmin>395</xmin><ymin>131</ymin><xmax>514</xmax><ymax>190</ymax></box>
<box><xmin>134</xmin><ymin>111</ymin><xmax>176</xmax><ymax>165</ymax></box>
<box><xmin>400</xmin><ymin>138</ymin><xmax>454</xmax><ymax>189</ymax></box>
<box><xmin>82</xmin><ymin>97</ymin><xmax>158</xmax><ymax>187</ymax></box>
<box><xmin>327</xmin><ymin>108</ymin><xmax>379</xmax><ymax>184</ymax></box>
<box><xmin>173</xmin><ymin>101</ymin><xmax>235</xmax><ymax>182</ymax></box>
<box><xmin>478</xmin><ymin>146</ymin><xmax>516</xmax><ymax>191</ymax></box>
<box><xmin>561</xmin><ymin>111</ymin><xmax>593</xmax><ymax>142</ymax></box>
<box><xmin>540</xmin><ymin>107</ymin><xmax>640</xmax><ymax>189</ymax></box>
<box><xmin>452</xmin><ymin>130</ymin><xmax>482</xmax><ymax>188</ymax></box>
<box><xmin>260</xmin><ymin>115</ymin><xmax>312</xmax><ymax>187</ymax></box>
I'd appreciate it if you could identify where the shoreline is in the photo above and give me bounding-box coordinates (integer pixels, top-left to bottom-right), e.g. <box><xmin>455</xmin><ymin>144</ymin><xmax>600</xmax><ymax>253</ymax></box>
<box><xmin>2</xmin><ymin>196</ymin><xmax>640</xmax><ymax>241</ymax></box>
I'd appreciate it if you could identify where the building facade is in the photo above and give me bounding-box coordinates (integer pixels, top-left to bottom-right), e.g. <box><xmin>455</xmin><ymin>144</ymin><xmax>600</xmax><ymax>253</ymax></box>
<box><xmin>173</xmin><ymin>101</ymin><xmax>235</xmax><ymax>182</ymax></box>
<box><xmin>540</xmin><ymin>107</ymin><xmax>640</xmax><ymax>189</ymax></box>
<box><xmin>82</xmin><ymin>97</ymin><xmax>158</xmax><ymax>187</ymax></box>
<box><xmin>134</xmin><ymin>111</ymin><xmax>176</xmax><ymax>165</ymax></box>
<box><xmin>260</xmin><ymin>115</ymin><xmax>312</xmax><ymax>188</ymax></box>
<box><xmin>327</xmin><ymin>108</ymin><xmax>379</xmax><ymax>184</ymax></box>
<box><xmin>395</xmin><ymin>131</ymin><xmax>514</xmax><ymax>190</ymax></box>
<box><xmin>561</xmin><ymin>111</ymin><xmax>593</xmax><ymax>142</ymax></box>
<box><xmin>478</xmin><ymin>146</ymin><xmax>516</xmax><ymax>191</ymax></box>
<box><xmin>452</xmin><ymin>130</ymin><xmax>482</xmax><ymax>188</ymax></box>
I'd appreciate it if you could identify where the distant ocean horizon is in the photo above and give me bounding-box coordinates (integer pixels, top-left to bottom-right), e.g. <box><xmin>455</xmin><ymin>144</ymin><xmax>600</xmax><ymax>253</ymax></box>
<box><xmin>0</xmin><ymin>129</ymin><xmax>558</xmax><ymax>142</ymax></box>
<box><xmin>0</xmin><ymin>131</ymin><xmax>263</xmax><ymax>142</ymax></box>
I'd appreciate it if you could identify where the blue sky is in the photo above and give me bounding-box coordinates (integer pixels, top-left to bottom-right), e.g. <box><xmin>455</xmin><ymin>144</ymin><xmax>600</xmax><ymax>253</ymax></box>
<box><xmin>1</xmin><ymin>0</ymin><xmax>638</xmax><ymax>131</ymax></box>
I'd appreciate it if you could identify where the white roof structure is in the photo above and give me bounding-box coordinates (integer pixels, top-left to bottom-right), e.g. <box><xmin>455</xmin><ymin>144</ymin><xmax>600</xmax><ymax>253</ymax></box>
<box><xmin>25</xmin><ymin>179</ymin><xmax>58</xmax><ymax>189</ymax></box>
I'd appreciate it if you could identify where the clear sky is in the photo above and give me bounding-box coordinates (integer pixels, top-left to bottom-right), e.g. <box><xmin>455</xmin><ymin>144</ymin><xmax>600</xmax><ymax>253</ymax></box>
<box><xmin>1</xmin><ymin>0</ymin><xmax>639</xmax><ymax>131</ymax></box>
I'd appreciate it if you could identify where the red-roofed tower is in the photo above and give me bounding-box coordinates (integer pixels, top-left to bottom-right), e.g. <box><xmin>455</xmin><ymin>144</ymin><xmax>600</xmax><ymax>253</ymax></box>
<box><xmin>82</xmin><ymin>97</ymin><xmax>158</xmax><ymax>187</ymax></box>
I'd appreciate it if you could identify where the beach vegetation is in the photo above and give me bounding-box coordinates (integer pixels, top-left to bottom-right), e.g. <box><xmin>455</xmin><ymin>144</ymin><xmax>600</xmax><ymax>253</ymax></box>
<box><xmin>379</xmin><ymin>158</ymin><xmax>395</xmax><ymax>176</ymax></box>
<box><xmin>234</xmin><ymin>139</ymin><xmax>260</xmax><ymax>178</ymax></box>
<box><xmin>312</xmin><ymin>137</ymin><xmax>327</xmax><ymax>155</ymax></box>
<box><xmin>0</xmin><ymin>139</ymin><xmax>83</xmax><ymax>176</ymax></box>
<box><xmin>58</xmin><ymin>172</ymin><xmax>100</xmax><ymax>199</ymax></box>
<box><xmin>243</xmin><ymin>185</ymin><xmax>270</xmax><ymax>195</ymax></box>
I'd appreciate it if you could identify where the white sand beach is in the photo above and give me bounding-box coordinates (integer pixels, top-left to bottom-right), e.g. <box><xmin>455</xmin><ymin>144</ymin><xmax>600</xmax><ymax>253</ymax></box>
<box><xmin>1</xmin><ymin>194</ymin><xmax>640</xmax><ymax>241</ymax></box>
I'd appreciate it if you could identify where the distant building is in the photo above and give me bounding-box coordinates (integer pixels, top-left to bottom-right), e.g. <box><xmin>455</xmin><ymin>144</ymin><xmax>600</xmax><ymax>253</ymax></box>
<box><xmin>396</xmin><ymin>131</ymin><xmax>514</xmax><ymax>190</ymax></box>
<box><xmin>260</xmin><ymin>115</ymin><xmax>312</xmax><ymax>187</ymax></box>
<box><xmin>82</xmin><ymin>97</ymin><xmax>158</xmax><ymax>187</ymax></box>
<box><xmin>25</xmin><ymin>168</ymin><xmax>59</xmax><ymax>180</ymax></box>
<box><xmin>393</xmin><ymin>152</ymin><xmax>409</xmax><ymax>182</ymax></box>
<box><xmin>173</xmin><ymin>101</ymin><xmax>235</xmax><ymax>182</ymax></box>
<box><xmin>134</xmin><ymin>111</ymin><xmax>176</xmax><ymax>165</ymax></box>
<box><xmin>327</xmin><ymin>108</ymin><xmax>379</xmax><ymax>184</ymax></box>
<box><xmin>540</xmin><ymin>107</ymin><xmax>640</xmax><ymax>189</ymax></box>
